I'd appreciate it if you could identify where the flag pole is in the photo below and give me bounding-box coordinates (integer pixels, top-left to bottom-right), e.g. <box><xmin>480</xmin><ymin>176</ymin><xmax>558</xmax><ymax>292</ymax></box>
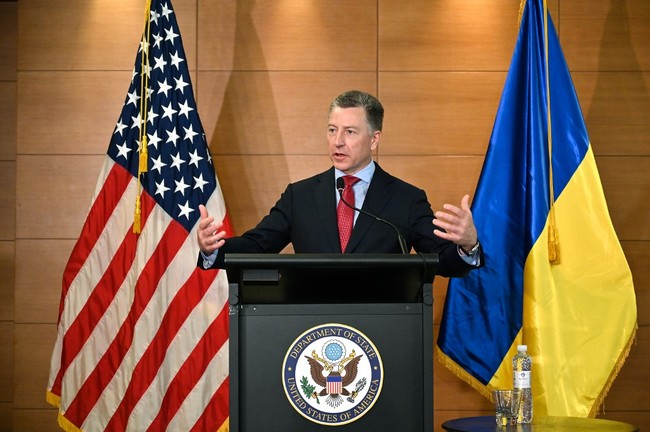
<box><xmin>543</xmin><ymin>0</ymin><xmax>560</xmax><ymax>264</ymax></box>
<box><xmin>134</xmin><ymin>0</ymin><xmax>153</xmax><ymax>234</ymax></box>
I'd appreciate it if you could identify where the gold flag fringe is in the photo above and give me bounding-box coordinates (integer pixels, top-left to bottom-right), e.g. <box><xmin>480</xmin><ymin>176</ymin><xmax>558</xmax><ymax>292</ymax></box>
<box><xmin>217</xmin><ymin>418</ymin><xmax>230</xmax><ymax>432</ymax></box>
<box><xmin>435</xmin><ymin>346</ymin><xmax>494</xmax><ymax>402</ymax></box>
<box><xmin>48</xmin><ymin>390</ymin><xmax>230</xmax><ymax>431</ymax></box>
<box><xmin>46</xmin><ymin>390</ymin><xmax>83</xmax><ymax>432</ymax></box>
<box><xmin>46</xmin><ymin>390</ymin><xmax>61</xmax><ymax>408</ymax></box>
<box><xmin>589</xmin><ymin>323</ymin><xmax>638</xmax><ymax>417</ymax></box>
<box><xmin>437</xmin><ymin>323</ymin><xmax>638</xmax><ymax>416</ymax></box>
<box><xmin>56</xmin><ymin>412</ymin><xmax>83</xmax><ymax>432</ymax></box>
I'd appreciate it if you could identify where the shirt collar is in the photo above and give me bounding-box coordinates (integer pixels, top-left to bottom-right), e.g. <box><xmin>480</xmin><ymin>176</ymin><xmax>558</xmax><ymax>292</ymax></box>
<box><xmin>334</xmin><ymin>160</ymin><xmax>375</xmax><ymax>185</ymax></box>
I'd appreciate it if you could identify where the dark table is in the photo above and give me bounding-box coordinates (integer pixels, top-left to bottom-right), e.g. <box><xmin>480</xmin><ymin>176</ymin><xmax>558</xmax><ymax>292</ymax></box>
<box><xmin>441</xmin><ymin>416</ymin><xmax>639</xmax><ymax>432</ymax></box>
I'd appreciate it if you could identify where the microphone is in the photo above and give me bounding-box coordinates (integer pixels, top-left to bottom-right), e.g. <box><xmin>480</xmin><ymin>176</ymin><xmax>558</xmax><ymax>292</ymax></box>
<box><xmin>337</xmin><ymin>177</ymin><xmax>408</xmax><ymax>254</ymax></box>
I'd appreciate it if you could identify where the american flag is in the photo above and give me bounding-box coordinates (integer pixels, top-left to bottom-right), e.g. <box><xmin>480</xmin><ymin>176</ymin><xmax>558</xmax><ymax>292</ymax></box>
<box><xmin>46</xmin><ymin>1</ymin><xmax>231</xmax><ymax>430</ymax></box>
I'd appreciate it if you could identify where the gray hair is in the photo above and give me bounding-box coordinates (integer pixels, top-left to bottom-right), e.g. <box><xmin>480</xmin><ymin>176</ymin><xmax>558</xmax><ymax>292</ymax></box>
<box><xmin>329</xmin><ymin>90</ymin><xmax>384</xmax><ymax>133</ymax></box>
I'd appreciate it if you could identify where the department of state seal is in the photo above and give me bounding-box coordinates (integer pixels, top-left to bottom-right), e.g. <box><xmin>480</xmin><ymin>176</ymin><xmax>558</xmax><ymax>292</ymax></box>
<box><xmin>282</xmin><ymin>323</ymin><xmax>383</xmax><ymax>426</ymax></box>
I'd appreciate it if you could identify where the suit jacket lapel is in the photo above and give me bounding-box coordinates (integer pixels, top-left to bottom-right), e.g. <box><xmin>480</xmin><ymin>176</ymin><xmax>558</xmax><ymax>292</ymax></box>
<box><xmin>313</xmin><ymin>168</ymin><xmax>341</xmax><ymax>252</ymax></box>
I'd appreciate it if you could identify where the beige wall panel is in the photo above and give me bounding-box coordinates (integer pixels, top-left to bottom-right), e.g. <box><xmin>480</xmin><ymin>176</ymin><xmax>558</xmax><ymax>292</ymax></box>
<box><xmin>18</xmin><ymin>0</ymin><xmax>197</xmax><ymax>71</ymax></box>
<box><xmin>214</xmin><ymin>155</ymin><xmax>332</xmax><ymax>235</ymax></box>
<box><xmin>16</xmin><ymin>155</ymin><xmax>104</xmax><ymax>239</ymax></box>
<box><xmin>378</xmin><ymin>155</ymin><xmax>484</xmax><ymax>215</ymax></box>
<box><xmin>14</xmin><ymin>323</ymin><xmax>56</xmax><ymax>409</ymax></box>
<box><xmin>0</xmin><ymin>403</ymin><xmax>12</xmax><ymax>432</ymax></box>
<box><xmin>198</xmin><ymin>71</ymin><xmax>377</xmax><ymax>156</ymax></box>
<box><xmin>622</xmin><ymin>241</ymin><xmax>649</xmax><ymax>326</ymax></box>
<box><xmin>596</xmin><ymin>156</ymin><xmax>650</xmax><ymax>241</ymax></box>
<box><xmin>0</xmin><ymin>3</ymin><xmax>17</xmax><ymax>82</ymax></box>
<box><xmin>17</xmin><ymin>71</ymin><xmax>134</xmax><ymax>155</ymax></box>
<box><xmin>0</xmin><ymin>83</ymin><xmax>16</xmax><ymax>161</ymax></box>
<box><xmin>560</xmin><ymin>1</ymin><xmax>650</xmax><ymax>72</ymax></box>
<box><xmin>0</xmin><ymin>322</ymin><xmax>12</xmax><ymax>403</ymax></box>
<box><xmin>15</xmin><ymin>240</ymin><xmax>73</xmax><ymax>324</ymax></box>
<box><xmin>573</xmin><ymin>72</ymin><xmax>650</xmax><ymax>156</ymax></box>
<box><xmin>379</xmin><ymin>72</ymin><xmax>503</xmax><ymax>155</ymax></box>
<box><xmin>0</xmin><ymin>242</ymin><xmax>15</xmax><ymax>322</ymax></box>
<box><xmin>198</xmin><ymin>0</ymin><xmax>377</xmax><ymax>71</ymax></box>
<box><xmin>433</xmin><ymin>277</ymin><xmax>449</xmax><ymax>326</ymax></box>
<box><xmin>13</xmin><ymin>410</ymin><xmax>60</xmax><ymax>432</ymax></box>
<box><xmin>0</xmin><ymin>162</ymin><xmax>15</xmax><ymax>240</ymax></box>
<box><xmin>379</xmin><ymin>0</ymin><xmax>559</xmax><ymax>71</ymax></box>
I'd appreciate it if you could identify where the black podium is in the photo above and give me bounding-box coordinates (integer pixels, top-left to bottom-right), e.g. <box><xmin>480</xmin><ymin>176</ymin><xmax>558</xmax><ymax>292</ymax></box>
<box><xmin>225</xmin><ymin>254</ymin><xmax>438</xmax><ymax>431</ymax></box>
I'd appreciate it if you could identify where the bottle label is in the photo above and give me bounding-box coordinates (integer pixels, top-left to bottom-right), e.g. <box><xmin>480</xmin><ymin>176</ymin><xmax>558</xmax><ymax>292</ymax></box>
<box><xmin>514</xmin><ymin>371</ymin><xmax>531</xmax><ymax>389</ymax></box>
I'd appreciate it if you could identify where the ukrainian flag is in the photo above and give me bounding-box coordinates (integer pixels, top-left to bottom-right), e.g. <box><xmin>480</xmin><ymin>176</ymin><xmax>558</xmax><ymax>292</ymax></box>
<box><xmin>436</xmin><ymin>0</ymin><xmax>637</xmax><ymax>417</ymax></box>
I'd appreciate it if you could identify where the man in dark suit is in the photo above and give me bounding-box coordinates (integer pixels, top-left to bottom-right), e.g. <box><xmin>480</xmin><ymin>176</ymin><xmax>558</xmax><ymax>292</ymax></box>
<box><xmin>197</xmin><ymin>90</ymin><xmax>482</xmax><ymax>277</ymax></box>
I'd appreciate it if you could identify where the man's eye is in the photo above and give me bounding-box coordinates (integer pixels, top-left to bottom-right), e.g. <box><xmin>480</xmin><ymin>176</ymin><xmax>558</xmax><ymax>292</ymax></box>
<box><xmin>346</xmin><ymin>129</ymin><xmax>356</xmax><ymax>135</ymax></box>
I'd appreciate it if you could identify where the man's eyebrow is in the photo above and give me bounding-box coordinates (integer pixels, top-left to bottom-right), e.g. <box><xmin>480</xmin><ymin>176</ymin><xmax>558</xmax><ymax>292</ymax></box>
<box><xmin>327</xmin><ymin>124</ymin><xmax>359</xmax><ymax>129</ymax></box>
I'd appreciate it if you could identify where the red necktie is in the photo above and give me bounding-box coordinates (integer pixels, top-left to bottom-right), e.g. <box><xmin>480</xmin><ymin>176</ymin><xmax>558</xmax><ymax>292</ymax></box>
<box><xmin>337</xmin><ymin>175</ymin><xmax>360</xmax><ymax>252</ymax></box>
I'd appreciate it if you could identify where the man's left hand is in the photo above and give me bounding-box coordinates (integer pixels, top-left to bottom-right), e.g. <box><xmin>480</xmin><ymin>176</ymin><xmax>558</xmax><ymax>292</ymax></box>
<box><xmin>432</xmin><ymin>194</ymin><xmax>478</xmax><ymax>251</ymax></box>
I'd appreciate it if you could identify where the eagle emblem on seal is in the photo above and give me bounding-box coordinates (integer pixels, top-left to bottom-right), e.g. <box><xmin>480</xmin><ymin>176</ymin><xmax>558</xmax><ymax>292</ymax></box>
<box><xmin>306</xmin><ymin>339</ymin><xmax>363</xmax><ymax>408</ymax></box>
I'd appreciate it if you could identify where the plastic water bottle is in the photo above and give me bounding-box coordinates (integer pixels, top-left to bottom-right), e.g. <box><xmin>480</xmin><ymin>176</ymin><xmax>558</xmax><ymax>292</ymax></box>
<box><xmin>512</xmin><ymin>344</ymin><xmax>533</xmax><ymax>423</ymax></box>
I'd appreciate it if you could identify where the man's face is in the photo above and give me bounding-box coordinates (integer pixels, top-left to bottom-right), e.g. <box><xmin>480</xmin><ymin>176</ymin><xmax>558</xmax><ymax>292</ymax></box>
<box><xmin>327</xmin><ymin>107</ymin><xmax>380</xmax><ymax>175</ymax></box>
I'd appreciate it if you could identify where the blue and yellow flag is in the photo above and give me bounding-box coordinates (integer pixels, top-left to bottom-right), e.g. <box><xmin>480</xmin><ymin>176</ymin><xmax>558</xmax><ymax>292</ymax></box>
<box><xmin>436</xmin><ymin>0</ymin><xmax>637</xmax><ymax>417</ymax></box>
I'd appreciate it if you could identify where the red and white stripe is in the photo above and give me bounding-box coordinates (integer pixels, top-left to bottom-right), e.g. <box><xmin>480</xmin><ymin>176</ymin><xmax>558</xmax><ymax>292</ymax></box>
<box><xmin>47</xmin><ymin>158</ymin><xmax>231</xmax><ymax>431</ymax></box>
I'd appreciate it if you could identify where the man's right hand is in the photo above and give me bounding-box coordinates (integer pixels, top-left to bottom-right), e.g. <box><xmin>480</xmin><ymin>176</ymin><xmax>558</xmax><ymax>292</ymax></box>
<box><xmin>197</xmin><ymin>204</ymin><xmax>226</xmax><ymax>255</ymax></box>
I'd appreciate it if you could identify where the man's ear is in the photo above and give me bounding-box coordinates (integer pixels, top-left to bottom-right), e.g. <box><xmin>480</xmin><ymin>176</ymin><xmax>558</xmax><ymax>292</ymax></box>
<box><xmin>371</xmin><ymin>130</ymin><xmax>381</xmax><ymax>149</ymax></box>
